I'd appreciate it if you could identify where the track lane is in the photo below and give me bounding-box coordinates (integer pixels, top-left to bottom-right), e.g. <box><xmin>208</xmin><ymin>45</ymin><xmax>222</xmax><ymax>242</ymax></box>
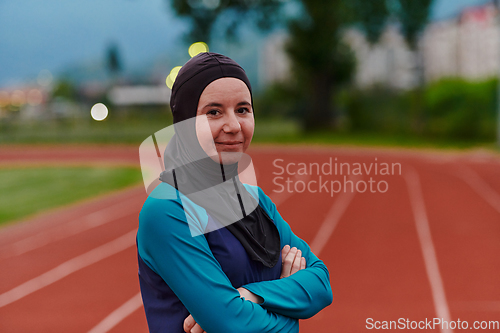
<box><xmin>253</xmin><ymin>151</ymin><xmax>438</xmax><ymax>332</ymax></box>
<box><xmin>2</xmin><ymin>145</ymin><xmax>500</xmax><ymax>332</ymax></box>
<box><xmin>0</xmin><ymin>205</ymin><xmax>142</xmax><ymax>294</ymax></box>
<box><xmin>0</xmin><ymin>245</ymin><xmax>141</xmax><ymax>333</ymax></box>
<box><xmin>416</xmin><ymin>160</ymin><xmax>500</xmax><ymax>329</ymax></box>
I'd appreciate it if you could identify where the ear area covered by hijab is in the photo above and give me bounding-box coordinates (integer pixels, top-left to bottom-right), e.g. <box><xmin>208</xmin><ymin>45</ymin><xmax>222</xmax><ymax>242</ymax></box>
<box><xmin>148</xmin><ymin>52</ymin><xmax>281</xmax><ymax>268</ymax></box>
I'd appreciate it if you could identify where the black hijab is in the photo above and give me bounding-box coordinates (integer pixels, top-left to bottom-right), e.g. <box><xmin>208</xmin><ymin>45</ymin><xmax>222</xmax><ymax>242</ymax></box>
<box><xmin>159</xmin><ymin>52</ymin><xmax>280</xmax><ymax>268</ymax></box>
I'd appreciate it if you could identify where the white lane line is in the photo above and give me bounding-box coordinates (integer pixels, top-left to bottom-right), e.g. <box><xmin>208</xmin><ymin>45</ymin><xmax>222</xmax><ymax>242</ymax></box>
<box><xmin>404</xmin><ymin>167</ymin><xmax>453</xmax><ymax>333</ymax></box>
<box><xmin>455</xmin><ymin>165</ymin><xmax>500</xmax><ymax>214</ymax></box>
<box><xmin>87</xmin><ymin>292</ymin><xmax>143</xmax><ymax>333</ymax></box>
<box><xmin>0</xmin><ymin>198</ymin><xmax>139</xmax><ymax>260</ymax></box>
<box><xmin>310</xmin><ymin>177</ymin><xmax>357</xmax><ymax>256</ymax></box>
<box><xmin>0</xmin><ymin>229</ymin><xmax>136</xmax><ymax>308</ymax></box>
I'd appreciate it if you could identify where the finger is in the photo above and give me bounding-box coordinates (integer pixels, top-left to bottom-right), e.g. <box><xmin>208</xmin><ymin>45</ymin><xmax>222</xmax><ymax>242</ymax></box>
<box><xmin>183</xmin><ymin>315</ymin><xmax>195</xmax><ymax>332</ymax></box>
<box><xmin>282</xmin><ymin>244</ymin><xmax>290</xmax><ymax>254</ymax></box>
<box><xmin>280</xmin><ymin>247</ymin><xmax>297</xmax><ymax>278</ymax></box>
<box><xmin>190</xmin><ymin>323</ymin><xmax>204</xmax><ymax>333</ymax></box>
<box><xmin>290</xmin><ymin>249</ymin><xmax>302</xmax><ymax>275</ymax></box>
<box><xmin>300</xmin><ymin>256</ymin><xmax>306</xmax><ymax>270</ymax></box>
<box><xmin>280</xmin><ymin>247</ymin><xmax>296</xmax><ymax>278</ymax></box>
<box><xmin>281</xmin><ymin>245</ymin><xmax>290</xmax><ymax>263</ymax></box>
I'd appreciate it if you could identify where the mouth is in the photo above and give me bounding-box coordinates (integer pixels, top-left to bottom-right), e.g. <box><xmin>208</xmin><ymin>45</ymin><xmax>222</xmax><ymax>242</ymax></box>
<box><xmin>214</xmin><ymin>141</ymin><xmax>243</xmax><ymax>149</ymax></box>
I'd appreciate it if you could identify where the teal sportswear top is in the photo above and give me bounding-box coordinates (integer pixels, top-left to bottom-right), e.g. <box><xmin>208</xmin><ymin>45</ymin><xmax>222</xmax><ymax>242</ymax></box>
<box><xmin>137</xmin><ymin>182</ymin><xmax>333</xmax><ymax>332</ymax></box>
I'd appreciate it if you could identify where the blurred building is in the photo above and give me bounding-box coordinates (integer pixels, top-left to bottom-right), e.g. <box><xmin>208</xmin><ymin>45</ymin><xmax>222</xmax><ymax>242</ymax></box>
<box><xmin>108</xmin><ymin>86</ymin><xmax>171</xmax><ymax>106</ymax></box>
<box><xmin>260</xmin><ymin>3</ymin><xmax>500</xmax><ymax>90</ymax></box>
<box><xmin>349</xmin><ymin>3</ymin><xmax>500</xmax><ymax>88</ymax></box>
<box><xmin>344</xmin><ymin>26</ymin><xmax>417</xmax><ymax>89</ymax></box>
<box><xmin>423</xmin><ymin>3</ymin><xmax>499</xmax><ymax>82</ymax></box>
<box><xmin>259</xmin><ymin>31</ymin><xmax>291</xmax><ymax>87</ymax></box>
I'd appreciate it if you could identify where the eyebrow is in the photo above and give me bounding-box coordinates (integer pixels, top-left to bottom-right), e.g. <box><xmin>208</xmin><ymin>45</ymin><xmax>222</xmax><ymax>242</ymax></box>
<box><xmin>203</xmin><ymin>101</ymin><xmax>251</xmax><ymax>108</ymax></box>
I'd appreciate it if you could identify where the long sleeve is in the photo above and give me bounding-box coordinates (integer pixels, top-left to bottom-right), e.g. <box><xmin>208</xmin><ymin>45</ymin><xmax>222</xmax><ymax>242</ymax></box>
<box><xmin>137</xmin><ymin>185</ymin><xmax>299</xmax><ymax>333</ymax></box>
<box><xmin>240</xmin><ymin>185</ymin><xmax>334</xmax><ymax>319</ymax></box>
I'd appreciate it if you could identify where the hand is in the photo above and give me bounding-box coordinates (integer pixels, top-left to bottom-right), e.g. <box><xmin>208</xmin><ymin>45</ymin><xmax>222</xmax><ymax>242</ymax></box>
<box><xmin>184</xmin><ymin>314</ymin><xmax>206</xmax><ymax>333</ymax></box>
<box><xmin>280</xmin><ymin>245</ymin><xmax>306</xmax><ymax>279</ymax></box>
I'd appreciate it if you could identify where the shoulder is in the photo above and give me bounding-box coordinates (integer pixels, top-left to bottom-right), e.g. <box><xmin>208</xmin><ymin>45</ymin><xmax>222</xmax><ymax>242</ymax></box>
<box><xmin>141</xmin><ymin>181</ymin><xmax>180</xmax><ymax>209</ymax></box>
<box><xmin>138</xmin><ymin>182</ymin><xmax>209</xmax><ymax>242</ymax></box>
<box><xmin>139</xmin><ymin>182</ymin><xmax>183</xmax><ymax>227</ymax></box>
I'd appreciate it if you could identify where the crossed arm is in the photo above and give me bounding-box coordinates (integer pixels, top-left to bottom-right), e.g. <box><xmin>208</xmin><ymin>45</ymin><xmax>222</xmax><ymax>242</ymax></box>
<box><xmin>182</xmin><ymin>185</ymin><xmax>334</xmax><ymax>333</ymax></box>
<box><xmin>185</xmin><ymin>244</ymin><xmax>308</xmax><ymax>333</ymax></box>
<box><xmin>238</xmin><ymin>186</ymin><xmax>334</xmax><ymax>319</ymax></box>
<box><xmin>138</xmin><ymin>184</ymin><xmax>332</xmax><ymax>333</ymax></box>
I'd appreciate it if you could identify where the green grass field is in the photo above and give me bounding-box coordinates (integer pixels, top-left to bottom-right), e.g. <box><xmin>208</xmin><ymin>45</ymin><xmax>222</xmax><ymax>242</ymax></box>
<box><xmin>0</xmin><ymin>166</ymin><xmax>142</xmax><ymax>227</ymax></box>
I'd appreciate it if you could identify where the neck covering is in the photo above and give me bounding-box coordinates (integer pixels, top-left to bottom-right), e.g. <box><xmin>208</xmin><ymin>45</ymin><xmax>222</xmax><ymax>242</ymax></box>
<box><xmin>159</xmin><ymin>52</ymin><xmax>280</xmax><ymax>268</ymax></box>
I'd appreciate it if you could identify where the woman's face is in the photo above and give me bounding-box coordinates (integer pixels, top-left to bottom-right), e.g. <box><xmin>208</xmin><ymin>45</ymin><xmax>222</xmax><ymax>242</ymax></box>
<box><xmin>196</xmin><ymin>77</ymin><xmax>254</xmax><ymax>165</ymax></box>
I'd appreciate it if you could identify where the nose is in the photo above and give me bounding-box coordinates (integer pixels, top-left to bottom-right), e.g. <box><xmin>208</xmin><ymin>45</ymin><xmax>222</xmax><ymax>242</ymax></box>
<box><xmin>222</xmin><ymin>111</ymin><xmax>241</xmax><ymax>133</ymax></box>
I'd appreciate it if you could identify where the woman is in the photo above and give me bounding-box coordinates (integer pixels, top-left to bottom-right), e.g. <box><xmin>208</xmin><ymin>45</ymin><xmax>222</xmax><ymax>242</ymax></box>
<box><xmin>137</xmin><ymin>52</ymin><xmax>333</xmax><ymax>333</ymax></box>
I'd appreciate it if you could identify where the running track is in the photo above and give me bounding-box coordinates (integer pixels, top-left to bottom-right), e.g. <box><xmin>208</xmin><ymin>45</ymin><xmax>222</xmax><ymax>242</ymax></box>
<box><xmin>0</xmin><ymin>145</ymin><xmax>499</xmax><ymax>332</ymax></box>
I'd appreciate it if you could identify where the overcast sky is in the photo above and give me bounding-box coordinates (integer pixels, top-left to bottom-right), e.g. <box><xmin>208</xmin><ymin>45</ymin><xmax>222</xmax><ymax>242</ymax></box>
<box><xmin>0</xmin><ymin>0</ymin><xmax>492</xmax><ymax>88</ymax></box>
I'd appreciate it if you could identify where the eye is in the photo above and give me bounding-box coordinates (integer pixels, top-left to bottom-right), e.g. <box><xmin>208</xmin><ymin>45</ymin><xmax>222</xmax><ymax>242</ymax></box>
<box><xmin>236</xmin><ymin>107</ymin><xmax>250</xmax><ymax>114</ymax></box>
<box><xmin>207</xmin><ymin>109</ymin><xmax>220</xmax><ymax>116</ymax></box>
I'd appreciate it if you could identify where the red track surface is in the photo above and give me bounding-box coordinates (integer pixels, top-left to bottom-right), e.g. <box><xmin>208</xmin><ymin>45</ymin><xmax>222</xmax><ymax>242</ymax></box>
<box><xmin>0</xmin><ymin>145</ymin><xmax>499</xmax><ymax>332</ymax></box>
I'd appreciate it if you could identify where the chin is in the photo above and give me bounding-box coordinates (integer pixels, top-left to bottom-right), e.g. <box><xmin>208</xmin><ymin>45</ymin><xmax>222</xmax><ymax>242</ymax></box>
<box><xmin>218</xmin><ymin>151</ymin><xmax>243</xmax><ymax>165</ymax></box>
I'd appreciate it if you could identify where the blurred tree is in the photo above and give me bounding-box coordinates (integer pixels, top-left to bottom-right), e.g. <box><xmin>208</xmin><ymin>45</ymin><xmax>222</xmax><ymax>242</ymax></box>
<box><xmin>351</xmin><ymin>0</ymin><xmax>432</xmax><ymax>134</ymax></box>
<box><xmin>171</xmin><ymin>0</ymin><xmax>282</xmax><ymax>42</ymax></box>
<box><xmin>395</xmin><ymin>0</ymin><xmax>433</xmax><ymax>51</ymax></box>
<box><xmin>395</xmin><ymin>0</ymin><xmax>433</xmax><ymax>133</ymax></box>
<box><xmin>106</xmin><ymin>43</ymin><xmax>123</xmax><ymax>76</ymax></box>
<box><xmin>52</xmin><ymin>80</ymin><xmax>77</xmax><ymax>101</ymax></box>
<box><xmin>167</xmin><ymin>0</ymin><xmax>431</xmax><ymax>131</ymax></box>
<box><xmin>169</xmin><ymin>0</ymin><xmax>357</xmax><ymax>130</ymax></box>
<box><xmin>353</xmin><ymin>0</ymin><xmax>433</xmax><ymax>76</ymax></box>
<box><xmin>351</xmin><ymin>0</ymin><xmax>390</xmax><ymax>45</ymax></box>
<box><xmin>285</xmin><ymin>0</ymin><xmax>356</xmax><ymax>130</ymax></box>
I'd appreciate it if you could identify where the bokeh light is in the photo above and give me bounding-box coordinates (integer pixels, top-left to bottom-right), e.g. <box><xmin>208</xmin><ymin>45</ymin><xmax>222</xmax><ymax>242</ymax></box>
<box><xmin>11</xmin><ymin>90</ymin><xmax>26</xmax><ymax>106</ymax></box>
<box><xmin>165</xmin><ymin>66</ymin><xmax>182</xmax><ymax>89</ymax></box>
<box><xmin>90</xmin><ymin>103</ymin><xmax>108</xmax><ymax>121</ymax></box>
<box><xmin>188</xmin><ymin>42</ymin><xmax>209</xmax><ymax>58</ymax></box>
<box><xmin>27</xmin><ymin>89</ymin><xmax>43</xmax><ymax>106</ymax></box>
<box><xmin>166</xmin><ymin>75</ymin><xmax>174</xmax><ymax>89</ymax></box>
<box><xmin>170</xmin><ymin>66</ymin><xmax>182</xmax><ymax>81</ymax></box>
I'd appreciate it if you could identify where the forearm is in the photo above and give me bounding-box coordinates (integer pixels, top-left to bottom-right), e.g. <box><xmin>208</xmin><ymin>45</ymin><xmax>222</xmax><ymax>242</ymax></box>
<box><xmin>186</xmin><ymin>291</ymin><xmax>298</xmax><ymax>333</ymax></box>
<box><xmin>242</xmin><ymin>260</ymin><xmax>333</xmax><ymax>319</ymax></box>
